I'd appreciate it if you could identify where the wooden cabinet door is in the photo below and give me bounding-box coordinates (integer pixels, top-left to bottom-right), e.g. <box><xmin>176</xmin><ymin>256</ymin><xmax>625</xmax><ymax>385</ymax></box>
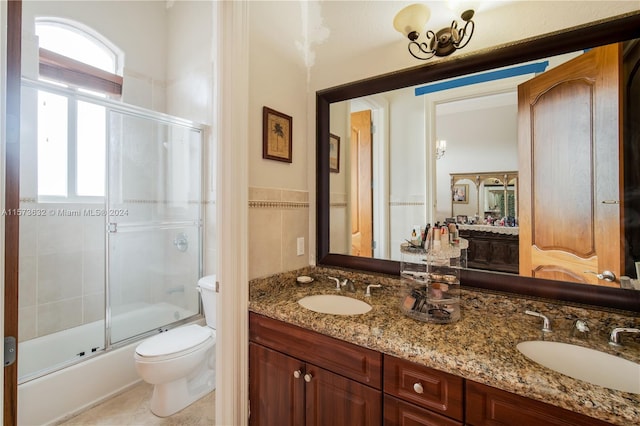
<box><xmin>466</xmin><ymin>381</ymin><xmax>612</xmax><ymax>426</ymax></box>
<box><xmin>384</xmin><ymin>395</ymin><xmax>463</xmax><ymax>426</ymax></box>
<box><xmin>518</xmin><ymin>43</ymin><xmax>623</xmax><ymax>286</ymax></box>
<box><xmin>305</xmin><ymin>364</ymin><xmax>382</xmax><ymax>426</ymax></box>
<box><xmin>249</xmin><ymin>343</ymin><xmax>305</xmax><ymax>426</ymax></box>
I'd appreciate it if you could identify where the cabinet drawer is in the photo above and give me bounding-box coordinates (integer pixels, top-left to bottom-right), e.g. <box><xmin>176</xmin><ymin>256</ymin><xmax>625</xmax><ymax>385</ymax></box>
<box><xmin>465</xmin><ymin>380</ymin><xmax>612</xmax><ymax>426</ymax></box>
<box><xmin>384</xmin><ymin>355</ymin><xmax>463</xmax><ymax>421</ymax></box>
<box><xmin>384</xmin><ymin>395</ymin><xmax>463</xmax><ymax>426</ymax></box>
<box><xmin>249</xmin><ymin>313</ymin><xmax>382</xmax><ymax>389</ymax></box>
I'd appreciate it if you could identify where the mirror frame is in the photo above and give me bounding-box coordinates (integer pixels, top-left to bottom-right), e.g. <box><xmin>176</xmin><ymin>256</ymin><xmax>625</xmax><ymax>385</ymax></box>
<box><xmin>317</xmin><ymin>11</ymin><xmax>640</xmax><ymax>313</ymax></box>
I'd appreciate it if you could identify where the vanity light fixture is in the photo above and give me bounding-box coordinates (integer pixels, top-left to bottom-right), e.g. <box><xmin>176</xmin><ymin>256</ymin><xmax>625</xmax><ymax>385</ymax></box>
<box><xmin>436</xmin><ymin>139</ymin><xmax>447</xmax><ymax>160</ymax></box>
<box><xmin>393</xmin><ymin>3</ymin><xmax>475</xmax><ymax>60</ymax></box>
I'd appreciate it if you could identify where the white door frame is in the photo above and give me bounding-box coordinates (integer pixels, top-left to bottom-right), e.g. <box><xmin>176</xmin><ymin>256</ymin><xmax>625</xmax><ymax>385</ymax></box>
<box><xmin>215</xmin><ymin>1</ymin><xmax>249</xmax><ymax>425</ymax></box>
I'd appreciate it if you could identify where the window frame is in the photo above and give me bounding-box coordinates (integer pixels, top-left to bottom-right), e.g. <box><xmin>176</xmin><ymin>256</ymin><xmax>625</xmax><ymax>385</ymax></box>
<box><xmin>34</xmin><ymin>20</ymin><xmax>123</xmax><ymax>203</ymax></box>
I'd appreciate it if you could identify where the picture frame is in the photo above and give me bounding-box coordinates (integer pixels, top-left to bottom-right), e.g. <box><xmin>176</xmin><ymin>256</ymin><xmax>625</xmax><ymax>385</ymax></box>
<box><xmin>263</xmin><ymin>106</ymin><xmax>292</xmax><ymax>163</ymax></box>
<box><xmin>452</xmin><ymin>184</ymin><xmax>469</xmax><ymax>204</ymax></box>
<box><xmin>329</xmin><ymin>133</ymin><xmax>340</xmax><ymax>173</ymax></box>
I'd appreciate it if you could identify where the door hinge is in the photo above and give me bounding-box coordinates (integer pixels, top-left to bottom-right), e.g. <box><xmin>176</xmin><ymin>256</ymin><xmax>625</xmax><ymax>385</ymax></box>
<box><xmin>108</xmin><ymin>222</ymin><xmax>118</xmax><ymax>233</ymax></box>
<box><xmin>372</xmin><ymin>240</ymin><xmax>377</xmax><ymax>250</ymax></box>
<box><xmin>370</xmin><ymin>124</ymin><xmax>376</xmax><ymax>134</ymax></box>
<box><xmin>4</xmin><ymin>336</ymin><xmax>16</xmax><ymax>367</ymax></box>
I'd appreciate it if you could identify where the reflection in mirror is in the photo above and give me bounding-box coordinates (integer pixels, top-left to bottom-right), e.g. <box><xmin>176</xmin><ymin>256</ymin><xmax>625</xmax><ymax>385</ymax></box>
<box><xmin>320</xmin><ymin>13</ymin><xmax>640</xmax><ymax>310</ymax></box>
<box><xmin>329</xmin><ymin>48</ymin><xmax>600</xmax><ymax>274</ymax></box>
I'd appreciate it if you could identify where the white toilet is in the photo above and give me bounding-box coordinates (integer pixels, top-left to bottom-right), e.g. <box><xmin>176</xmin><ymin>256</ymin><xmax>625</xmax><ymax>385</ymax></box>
<box><xmin>134</xmin><ymin>275</ymin><xmax>217</xmax><ymax>417</ymax></box>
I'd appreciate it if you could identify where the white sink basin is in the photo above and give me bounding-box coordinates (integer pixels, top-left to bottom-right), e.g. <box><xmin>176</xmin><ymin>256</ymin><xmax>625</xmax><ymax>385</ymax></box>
<box><xmin>517</xmin><ymin>341</ymin><xmax>640</xmax><ymax>394</ymax></box>
<box><xmin>298</xmin><ymin>294</ymin><xmax>372</xmax><ymax>315</ymax></box>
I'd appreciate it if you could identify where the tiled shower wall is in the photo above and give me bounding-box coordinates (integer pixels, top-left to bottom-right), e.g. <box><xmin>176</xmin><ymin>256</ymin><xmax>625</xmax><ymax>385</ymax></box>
<box><xmin>18</xmin><ymin>201</ymin><xmax>106</xmax><ymax>341</ymax></box>
<box><xmin>248</xmin><ymin>187</ymin><xmax>309</xmax><ymax>280</ymax></box>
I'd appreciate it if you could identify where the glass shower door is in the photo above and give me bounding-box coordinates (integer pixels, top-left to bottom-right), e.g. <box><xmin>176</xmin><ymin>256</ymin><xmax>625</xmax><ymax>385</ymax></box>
<box><xmin>107</xmin><ymin>110</ymin><xmax>203</xmax><ymax>344</ymax></box>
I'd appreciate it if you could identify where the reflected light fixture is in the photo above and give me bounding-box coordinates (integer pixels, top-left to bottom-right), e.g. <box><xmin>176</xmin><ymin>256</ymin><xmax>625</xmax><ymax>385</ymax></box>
<box><xmin>393</xmin><ymin>3</ymin><xmax>475</xmax><ymax>60</ymax></box>
<box><xmin>436</xmin><ymin>140</ymin><xmax>447</xmax><ymax>160</ymax></box>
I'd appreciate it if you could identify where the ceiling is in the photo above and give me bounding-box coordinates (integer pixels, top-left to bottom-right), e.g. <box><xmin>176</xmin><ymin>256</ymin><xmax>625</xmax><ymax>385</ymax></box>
<box><xmin>250</xmin><ymin>1</ymin><xmax>515</xmax><ymax>71</ymax></box>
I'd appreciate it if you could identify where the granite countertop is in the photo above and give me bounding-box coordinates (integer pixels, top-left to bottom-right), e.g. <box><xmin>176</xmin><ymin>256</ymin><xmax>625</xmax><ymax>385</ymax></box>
<box><xmin>249</xmin><ymin>266</ymin><xmax>640</xmax><ymax>425</ymax></box>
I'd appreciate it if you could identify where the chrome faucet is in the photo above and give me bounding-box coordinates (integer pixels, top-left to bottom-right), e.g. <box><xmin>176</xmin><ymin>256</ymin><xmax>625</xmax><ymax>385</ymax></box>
<box><xmin>525</xmin><ymin>310</ymin><xmax>552</xmax><ymax>333</ymax></box>
<box><xmin>328</xmin><ymin>276</ymin><xmax>341</xmax><ymax>290</ymax></box>
<box><xmin>609</xmin><ymin>327</ymin><xmax>640</xmax><ymax>346</ymax></box>
<box><xmin>571</xmin><ymin>319</ymin><xmax>590</xmax><ymax>339</ymax></box>
<box><xmin>365</xmin><ymin>284</ymin><xmax>382</xmax><ymax>297</ymax></box>
<box><xmin>343</xmin><ymin>279</ymin><xmax>355</xmax><ymax>292</ymax></box>
<box><xmin>328</xmin><ymin>276</ymin><xmax>352</xmax><ymax>291</ymax></box>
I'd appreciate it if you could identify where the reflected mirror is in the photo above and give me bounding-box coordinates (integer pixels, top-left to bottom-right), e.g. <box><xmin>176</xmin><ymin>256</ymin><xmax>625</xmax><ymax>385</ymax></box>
<box><xmin>317</xmin><ymin>12</ymin><xmax>640</xmax><ymax>311</ymax></box>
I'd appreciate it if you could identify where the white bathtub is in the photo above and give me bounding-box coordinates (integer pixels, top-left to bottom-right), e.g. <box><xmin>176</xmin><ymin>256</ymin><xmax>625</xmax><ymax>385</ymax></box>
<box><xmin>18</xmin><ymin>302</ymin><xmax>202</xmax><ymax>425</ymax></box>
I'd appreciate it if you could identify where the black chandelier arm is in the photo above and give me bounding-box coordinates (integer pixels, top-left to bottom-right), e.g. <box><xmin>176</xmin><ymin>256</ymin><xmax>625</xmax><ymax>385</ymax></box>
<box><xmin>408</xmin><ymin>41</ymin><xmax>437</xmax><ymax>60</ymax></box>
<box><xmin>453</xmin><ymin>19</ymin><xmax>475</xmax><ymax>49</ymax></box>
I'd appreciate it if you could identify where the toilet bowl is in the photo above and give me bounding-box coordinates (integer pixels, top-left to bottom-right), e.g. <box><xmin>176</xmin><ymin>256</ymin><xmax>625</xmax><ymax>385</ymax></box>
<box><xmin>134</xmin><ymin>275</ymin><xmax>217</xmax><ymax>417</ymax></box>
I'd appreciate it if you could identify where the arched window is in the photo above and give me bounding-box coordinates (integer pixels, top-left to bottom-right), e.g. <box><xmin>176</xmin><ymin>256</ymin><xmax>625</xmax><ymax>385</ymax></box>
<box><xmin>36</xmin><ymin>18</ymin><xmax>123</xmax><ymax>94</ymax></box>
<box><xmin>34</xmin><ymin>19</ymin><xmax>123</xmax><ymax>200</ymax></box>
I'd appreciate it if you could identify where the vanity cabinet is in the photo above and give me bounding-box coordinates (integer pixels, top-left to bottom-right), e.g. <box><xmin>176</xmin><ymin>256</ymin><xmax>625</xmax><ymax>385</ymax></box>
<box><xmin>465</xmin><ymin>381</ymin><xmax>612</xmax><ymax>426</ymax></box>
<box><xmin>249</xmin><ymin>313</ymin><xmax>382</xmax><ymax>426</ymax></box>
<box><xmin>249</xmin><ymin>313</ymin><xmax>616</xmax><ymax>426</ymax></box>
<box><xmin>384</xmin><ymin>355</ymin><xmax>464</xmax><ymax>426</ymax></box>
<box><xmin>458</xmin><ymin>229</ymin><xmax>519</xmax><ymax>274</ymax></box>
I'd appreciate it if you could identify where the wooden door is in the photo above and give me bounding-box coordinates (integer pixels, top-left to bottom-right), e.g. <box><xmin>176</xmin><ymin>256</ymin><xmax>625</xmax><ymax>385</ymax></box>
<box><xmin>350</xmin><ymin>110</ymin><xmax>373</xmax><ymax>257</ymax></box>
<box><xmin>249</xmin><ymin>343</ymin><xmax>305</xmax><ymax>426</ymax></box>
<box><xmin>305</xmin><ymin>364</ymin><xmax>381</xmax><ymax>426</ymax></box>
<box><xmin>518</xmin><ymin>43</ymin><xmax>623</xmax><ymax>286</ymax></box>
<box><xmin>4</xmin><ymin>1</ymin><xmax>22</xmax><ymax>425</ymax></box>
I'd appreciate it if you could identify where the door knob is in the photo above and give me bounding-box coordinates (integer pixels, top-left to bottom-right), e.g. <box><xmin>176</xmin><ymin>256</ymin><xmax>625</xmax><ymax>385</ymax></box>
<box><xmin>304</xmin><ymin>373</ymin><xmax>313</xmax><ymax>383</ymax></box>
<box><xmin>293</xmin><ymin>370</ymin><xmax>302</xmax><ymax>379</ymax></box>
<box><xmin>584</xmin><ymin>270</ymin><xmax>616</xmax><ymax>282</ymax></box>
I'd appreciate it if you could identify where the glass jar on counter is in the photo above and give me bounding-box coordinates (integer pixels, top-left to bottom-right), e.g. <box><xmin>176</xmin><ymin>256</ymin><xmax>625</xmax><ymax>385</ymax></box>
<box><xmin>400</xmin><ymin>240</ymin><xmax>466</xmax><ymax>324</ymax></box>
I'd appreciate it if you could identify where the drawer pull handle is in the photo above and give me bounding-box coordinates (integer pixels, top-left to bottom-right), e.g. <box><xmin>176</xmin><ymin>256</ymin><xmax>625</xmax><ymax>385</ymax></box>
<box><xmin>413</xmin><ymin>382</ymin><xmax>424</xmax><ymax>394</ymax></box>
<box><xmin>304</xmin><ymin>373</ymin><xmax>313</xmax><ymax>383</ymax></box>
<box><xmin>293</xmin><ymin>370</ymin><xmax>302</xmax><ymax>379</ymax></box>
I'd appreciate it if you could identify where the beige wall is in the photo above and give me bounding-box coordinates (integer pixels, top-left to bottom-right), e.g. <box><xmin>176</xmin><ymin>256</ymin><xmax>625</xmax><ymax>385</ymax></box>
<box><xmin>247</xmin><ymin>1</ymin><xmax>310</xmax><ymax>279</ymax></box>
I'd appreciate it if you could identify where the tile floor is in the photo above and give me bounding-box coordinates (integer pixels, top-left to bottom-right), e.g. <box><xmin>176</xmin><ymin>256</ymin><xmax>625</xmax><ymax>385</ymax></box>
<box><xmin>57</xmin><ymin>382</ymin><xmax>215</xmax><ymax>425</ymax></box>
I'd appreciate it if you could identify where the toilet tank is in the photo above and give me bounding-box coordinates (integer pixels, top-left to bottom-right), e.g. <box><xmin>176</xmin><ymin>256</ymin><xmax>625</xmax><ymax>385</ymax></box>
<box><xmin>198</xmin><ymin>275</ymin><xmax>217</xmax><ymax>329</ymax></box>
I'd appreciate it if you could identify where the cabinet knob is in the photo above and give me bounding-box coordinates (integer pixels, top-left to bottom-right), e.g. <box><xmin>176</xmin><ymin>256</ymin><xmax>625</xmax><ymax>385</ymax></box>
<box><xmin>293</xmin><ymin>370</ymin><xmax>302</xmax><ymax>379</ymax></box>
<box><xmin>304</xmin><ymin>373</ymin><xmax>313</xmax><ymax>383</ymax></box>
<box><xmin>413</xmin><ymin>382</ymin><xmax>424</xmax><ymax>394</ymax></box>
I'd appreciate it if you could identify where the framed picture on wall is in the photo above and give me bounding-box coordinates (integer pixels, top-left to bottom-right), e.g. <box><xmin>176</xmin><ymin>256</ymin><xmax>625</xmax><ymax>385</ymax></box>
<box><xmin>329</xmin><ymin>133</ymin><xmax>340</xmax><ymax>173</ymax></box>
<box><xmin>452</xmin><ymin>184</ymin><xmax>469</xmax><ymax>204</ymax></box>
<box><xmin>263</xmin><ymin>106</ymin><xmax>292</xmax><ymax>163</ymax></box>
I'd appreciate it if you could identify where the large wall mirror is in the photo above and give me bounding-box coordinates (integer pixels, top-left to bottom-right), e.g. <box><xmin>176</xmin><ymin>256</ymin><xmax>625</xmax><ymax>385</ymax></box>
<box><xmin>317</xmin><ymin>11</ymin><xmax>640</xmax><ymax>312</ymax></box>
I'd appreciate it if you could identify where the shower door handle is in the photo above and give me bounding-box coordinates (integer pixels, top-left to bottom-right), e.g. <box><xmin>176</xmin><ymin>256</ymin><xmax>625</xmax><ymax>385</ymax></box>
<box><xmin>4</xmin><ymin>336</ymin><xmax>16</xmax><ymax>366</ymax></box>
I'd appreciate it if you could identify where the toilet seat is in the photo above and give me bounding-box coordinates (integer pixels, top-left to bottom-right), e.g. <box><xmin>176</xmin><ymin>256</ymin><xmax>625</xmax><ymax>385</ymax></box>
<box><xmin>135</xmin><ymin>324</ymin><xmax>215</xmax><ymax>362</ymax></box>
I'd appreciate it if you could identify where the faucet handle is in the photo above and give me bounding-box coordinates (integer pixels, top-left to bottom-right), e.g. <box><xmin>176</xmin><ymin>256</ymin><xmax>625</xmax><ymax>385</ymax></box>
<box><xmin>609</xmin><ymin>327</ymin><xmax>640</xmax><ymax>346</ymax></box>
<box><xmin>365</xmin><ymin>284</ymin><xmax>382</xmax><ymax>297</ymax></box>
<box><xmin>328</xmin><ymin>276</ymin><xmax>341</xmax><ymax>291</ymax></box>
<box><xmin>525</xmin><ymin>310</ymin><xmax>552</xmax><ymax>333</ymax></box>
<box><xmin>571</xmin><ymin>319</ymin><xmax>590</xmax><ymax>338</ymax></box>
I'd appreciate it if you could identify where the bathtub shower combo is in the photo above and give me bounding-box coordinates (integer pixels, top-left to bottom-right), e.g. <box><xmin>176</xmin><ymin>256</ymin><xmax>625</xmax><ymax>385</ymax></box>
<box><xmin>17</xmin><ymin>78</ymin><xmax>206</xmax><ymax>385</ymax></box>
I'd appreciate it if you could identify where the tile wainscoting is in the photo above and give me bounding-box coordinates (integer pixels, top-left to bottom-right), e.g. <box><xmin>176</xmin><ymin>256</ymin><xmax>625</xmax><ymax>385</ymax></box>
<box><xmin>248</xmin><ymin>187</ymin><xmax>309</xmax><ymax>279</ymax></box>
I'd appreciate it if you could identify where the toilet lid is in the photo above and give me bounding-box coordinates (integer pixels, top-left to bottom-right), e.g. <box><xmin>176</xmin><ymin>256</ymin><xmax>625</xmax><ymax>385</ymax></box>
<box><xmin>136</xmin><ymin>324</ymin><xmax>213</xmax><ymax>358</ymax></box>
